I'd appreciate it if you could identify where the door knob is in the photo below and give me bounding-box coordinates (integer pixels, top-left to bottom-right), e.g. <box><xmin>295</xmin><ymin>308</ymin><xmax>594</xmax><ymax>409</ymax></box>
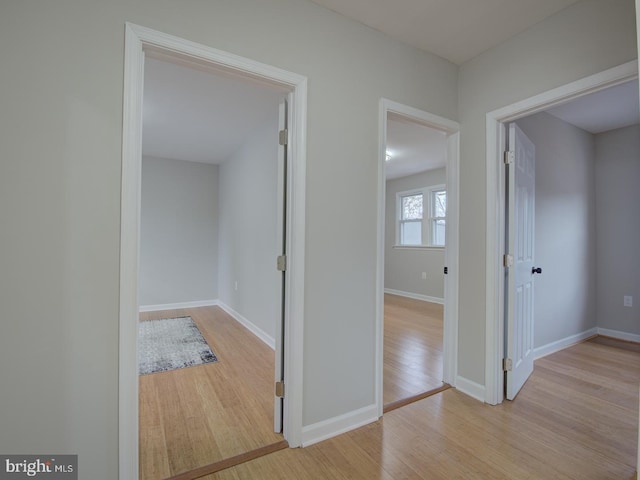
<box><xmin>532</xmin><ymin>267</ymin><xmax>542</xmax><ymax>275</ymax></box>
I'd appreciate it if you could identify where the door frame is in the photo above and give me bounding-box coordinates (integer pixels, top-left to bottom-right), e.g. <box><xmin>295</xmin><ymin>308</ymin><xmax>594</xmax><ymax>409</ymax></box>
<box><xmin>376</xmin><ymin>98</ymin><xmax>460</xmax><ymax>416</ymax></box>
<box><xmin>119</xmin><ymin>23</ymin><xmax>307</xmax><ymax>479</ymax></box>
<box><xmin>484</xmin><ymin>60</ymin><xmax>638</xmax><ymax>405</ymax></box>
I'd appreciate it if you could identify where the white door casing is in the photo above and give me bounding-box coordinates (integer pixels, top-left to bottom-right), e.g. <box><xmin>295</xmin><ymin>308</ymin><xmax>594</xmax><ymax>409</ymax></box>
<box><xmin>484</xmin><ymin>60</ymin><xmax>637</xmax><ymax>406</ymax></box>
<box><xmin>120</xmin><ymin>23</ymin><xmax>308</xmax><ymax>479</ymax></box>
<box><xmin>505</xmin><ymin>123</ymin><xmax>536</xmax><ymax>400</ymax></box>
<box><xmin>376</xmin><ymin>98</ymin><xmax>460</xmax><ymax>416</ymax></box>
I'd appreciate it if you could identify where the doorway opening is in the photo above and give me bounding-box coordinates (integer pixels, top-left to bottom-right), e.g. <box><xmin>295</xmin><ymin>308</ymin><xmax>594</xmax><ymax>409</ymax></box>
<box><xmin>137</xmin><ymin>53</ymin><xmax>288</xmax><ymax>479</ymax></box>
<box><xmin>485</xmin><ymin>60</ymin><xmax>638</xmax><ymax>405</ymax></box>
<box><xmin>376</xmin><ymin>99</ymin><xmax>459</xmax><ymax>415</ymax></box>
<box><xmin>120</xmin><ymin>23</ymin><xmax>307</xmax><ymax>479</ymax></box>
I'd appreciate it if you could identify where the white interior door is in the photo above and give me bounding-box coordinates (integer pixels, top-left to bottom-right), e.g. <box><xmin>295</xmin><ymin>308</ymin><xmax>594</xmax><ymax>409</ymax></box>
<box><xmin>505</xmin><ymin>123</ymin><xmax>536</xmax><ymax>400</ymax></box>
<box><xmin>274</xmin><ymin>97</ymin><xmax>288</xmax><ymax>432</ymax></box>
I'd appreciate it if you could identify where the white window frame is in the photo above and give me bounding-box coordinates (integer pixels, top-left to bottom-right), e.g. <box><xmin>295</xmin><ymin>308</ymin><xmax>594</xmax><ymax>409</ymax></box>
<box><xmin>395</xmin><ymin>184</ymin><xmax>446</xmax><ymax>249</ymax></box>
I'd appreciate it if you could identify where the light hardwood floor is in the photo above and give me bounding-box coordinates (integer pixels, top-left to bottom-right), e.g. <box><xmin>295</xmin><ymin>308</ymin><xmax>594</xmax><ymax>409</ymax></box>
<box><xmin>384</xmin><ymin>293</ymin><xmax>444</xmax><ymax>406</ymax></box>
<box><xmin>139</xmin><ymin>306</ymin><xmax>282</xmax><ymax>480</ymax></box>
<box><xmin>141</xmin><ymin>295</ymin><xmax>444</xmax><ymax>478</ymax></box>
<box><xmin>200</xmin><ymin>337</ymin><xmax>640</xmax><ymax>479</ymax></box>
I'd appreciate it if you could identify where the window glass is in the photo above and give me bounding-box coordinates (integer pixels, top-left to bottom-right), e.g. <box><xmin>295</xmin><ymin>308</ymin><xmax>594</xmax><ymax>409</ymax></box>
<box><xmin>401</xmin><ymin>221</ymin><xmax>422</xmax><ymax>245</ymax></box>
<box><xmin>433</xmin><ymin>190</ymin><xmax>446</xmax><ymax>218</ymax></box>
<box><xmin>402</xmin><ymin>194</ymin><xmax>423</xmax><ymax>220</ymax></box>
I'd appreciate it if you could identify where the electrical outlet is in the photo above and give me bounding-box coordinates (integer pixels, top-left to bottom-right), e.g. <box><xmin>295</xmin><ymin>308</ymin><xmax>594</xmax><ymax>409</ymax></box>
<box><xmin>421</xmin><ymin>272</ymin><xmax>427</xmax><ymax>280</ymax></box>
<box><xmin>624</xmin><ymin>296</ymin><xmax>633</xmax><ymax>307</ymax></box>
<box><xmin>235</xmin><ymin>281</ymin><xmax>238</xmax><ymax>291</ymax></box>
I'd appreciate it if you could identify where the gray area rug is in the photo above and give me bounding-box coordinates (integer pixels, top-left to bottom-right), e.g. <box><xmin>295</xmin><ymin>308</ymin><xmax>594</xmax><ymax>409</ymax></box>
<box><xmin>138</xmin><ymin>316</ymin><xmax>218</xmax><ymax>375</ymax></box>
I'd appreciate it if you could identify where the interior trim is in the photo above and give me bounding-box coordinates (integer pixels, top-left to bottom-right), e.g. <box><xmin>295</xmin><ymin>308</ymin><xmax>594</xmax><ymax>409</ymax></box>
<box><xmin>120</xmin><ymin>22</ymin><xmax>308</xmax><ymax>478</ymax></box>
<box><xmin>484</xmin><ymin>60</ymin><xmax>638</xmax><ymax>405</ymax></box>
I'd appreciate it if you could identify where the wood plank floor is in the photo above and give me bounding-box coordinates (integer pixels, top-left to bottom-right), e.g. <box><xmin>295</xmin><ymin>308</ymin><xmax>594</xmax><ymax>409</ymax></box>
<box><xmin>384</xmin><ymin>294</ymin><xmax>444</xmax><ymax>406</ymax></box>
<box><xmin>199</xmin><ymin>337</ymin><xmax>640</xmax><ymax>480</ymax></box>
<box><xmin>139</xmin><ymin>306</ymin><xmax>282</xmax><ymax>480</ymax></box>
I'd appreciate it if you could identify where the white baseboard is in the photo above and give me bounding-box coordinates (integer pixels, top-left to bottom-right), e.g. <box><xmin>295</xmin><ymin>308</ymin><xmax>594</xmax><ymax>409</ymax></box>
<box><xmin>455</xmin><ymin>376</ymin><xmax>486</xmax><ymax>403</ymax></box>
<box><xmin>533</xmin><ymin>327</ymin><xmax>598</xmax><ymax>360</ymax></box>
<box><xmin>384</xmin><ymin>288</ymin><xmax>444</xmax><ymax>305</ymax></box>
<box><xmin>597</xmin><ymin>327</ymin><xmax>640</xmax><ymax>344</ymax></box>
<box><xmin>301</xmin><ymin>403</ymin><xmax>379</xmax><ymax>447</ymax></box>
<box><xmin>217</xmin><ymin>302</ymin><xmax>275</xmax><ymax>350</ymax></box>
<box><xmin>139</xmin><ymin>299</ymin><xmax>219</xmax><ymax>312</ymax></box>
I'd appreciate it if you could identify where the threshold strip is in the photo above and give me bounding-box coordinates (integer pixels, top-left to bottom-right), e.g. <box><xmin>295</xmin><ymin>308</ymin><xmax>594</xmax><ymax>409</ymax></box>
<box><xmin>165</xmin><ymin>440</ymin><xmax>289</xmax><ymax>480</ymax></box>
<box><xmin>383</xmin><ymin>383</ymin><xmax>451</xmax><ymax>414</ymax></box>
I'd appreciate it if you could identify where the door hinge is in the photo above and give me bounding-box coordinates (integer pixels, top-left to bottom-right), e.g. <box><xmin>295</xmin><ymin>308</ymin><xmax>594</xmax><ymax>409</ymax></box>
<box><xmin>444</xmin><ymin>266</ymin><xmax>448</xmax><ymax>275</ymax></box>
<box><xmin>504</xmin><ymin>150</ymin><xmax>514</xmax><ymax>164</ymax></box>
<box><xmin>276</xmin><ymin>255</ymin><xmax>287</xmax><ymax>272</ymax></box>
<box><xmin>275</xmin><ymin>381</ymin><xmax>285</xmax><ymax>398</ymax></box>
<box><xmin>503</xmin><ymin>358</ymin><xmax>513</xmax><ymax>371</ymax></box>
<box><xmin>279</xmin><ymin>129</ymin><xmax>288</xmax><ymax>146</ymax></box>
<box><xmin>503</xmin><ymin>254</ymin><xmax>514</xmax><ymax>267</ymax></box>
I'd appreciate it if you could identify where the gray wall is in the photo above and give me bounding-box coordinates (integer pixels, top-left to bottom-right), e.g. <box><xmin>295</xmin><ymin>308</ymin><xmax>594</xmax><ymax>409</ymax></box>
<box><xmin>457</xmin><ymin>0</ymin><xmax>637</xmax><ymax>386</ymax></box>
<box><xmin>139</xmin><ymin>156</ymin><xmax>219</xmax><ymax>307</ymax></box>
<box><xmin>385</xmin><ymin>168</ymin><xmax>445</xmax><ymax>300</ymax></box>
<box><xmin>0</xmin><ymin>0</ymin><xmax>459</xmax><ymax>471</ymax></box>
<box><xmin>0</xmin><ymin>0</ymin><xmax>636</xmax><ymax>473</ymax></box>
<box><xmin>595</xmin><ymin>125</ymin><xmax>640</xmax><ymax>334</ymax></box>
<box><xmin>218</xmin><ymin>113</ymin><xmax>280</xmax><ymax>341</ymax></box>
<box><xmin>515</xmin><ymin>113</ymin><xmax>597</xmax><ymax>348</ymax></box>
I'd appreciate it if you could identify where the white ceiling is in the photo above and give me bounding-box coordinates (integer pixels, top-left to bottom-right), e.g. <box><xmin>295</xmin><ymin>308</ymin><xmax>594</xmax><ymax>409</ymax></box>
<box><xmin>385</xmin><ymin>115</ymin><xmax>447</xmax><ymax>180</ymax></box>
<box><xmin>309</xmin><ymin>0</ymin><xmax>582</xmax><ymax>65</ymax></box>
<box><xmin>545</xmin><ymin>80</ymin><xmax>640</xmax><ymax>134</ymax></box>
<box><xmin>143</xmin><ymin>57</ymin><xmax>286</xmax><ymax>164</ymax></box>
<box><xmin>386</xmin><ymin>80</ymin><xmax>640</xmax><ymax>180</ymax></box>
<box><xmin>142</xmin><ymin>3</ymin><xmax>638</xmax><ymax>175</ymax></box>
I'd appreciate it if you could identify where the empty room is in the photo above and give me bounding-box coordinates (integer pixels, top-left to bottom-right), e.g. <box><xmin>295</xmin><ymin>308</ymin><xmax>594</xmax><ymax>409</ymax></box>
<box><xmin>383</xmin><ymin>114</ymin><xmax>450</xmax><ymax>409</ymax></box>
<box><xmin>137</xmin><ymin>55</ymin><xmax>289</xmax><ymax>478</ymax></box>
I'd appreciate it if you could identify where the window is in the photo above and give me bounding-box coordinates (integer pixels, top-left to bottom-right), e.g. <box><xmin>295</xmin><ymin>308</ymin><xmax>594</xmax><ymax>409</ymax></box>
<box><xmin>396</xmin><ymin>185</ymin><xmax>446</xmax><ymax>247</ymax></box>
<box><xmin>399</xmin><ymin>193</ymin><xmax>423</xmax><ymax>245</ymax></box>
<box><xmin>428</xmin><ymin>187</ymin><xmax>446</xmax><ymax>247</ymax></box>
